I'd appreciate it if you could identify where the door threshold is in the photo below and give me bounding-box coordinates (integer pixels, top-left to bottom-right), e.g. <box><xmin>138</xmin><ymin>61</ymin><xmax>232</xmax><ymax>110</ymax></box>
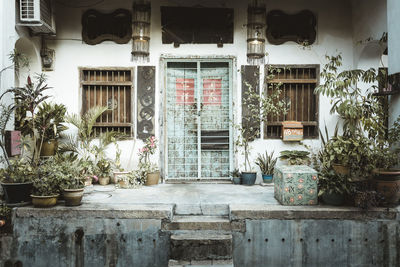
<box><xmin>165</xmin><ymin>178</ymin><xmax>232</xmax><ymax>184</ymax></box>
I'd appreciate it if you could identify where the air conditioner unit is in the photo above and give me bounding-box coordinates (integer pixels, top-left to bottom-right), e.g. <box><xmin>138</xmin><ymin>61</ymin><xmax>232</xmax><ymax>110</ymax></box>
<box><xmin>17</xmin><ymin>0</ymin><xmax>56</xmax><ymax>34</ymax></box>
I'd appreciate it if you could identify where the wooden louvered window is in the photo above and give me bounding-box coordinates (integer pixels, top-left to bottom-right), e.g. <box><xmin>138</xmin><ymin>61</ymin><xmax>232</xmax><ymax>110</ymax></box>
<box><xmin>264</xmin><ymin>65</ymin><xmax>319</xmax><ymax>139</ymax></box>
<box><xmin>81</xmin><ymin>68</ymin><xmax>133</xmax><ymax>136</ymax></box>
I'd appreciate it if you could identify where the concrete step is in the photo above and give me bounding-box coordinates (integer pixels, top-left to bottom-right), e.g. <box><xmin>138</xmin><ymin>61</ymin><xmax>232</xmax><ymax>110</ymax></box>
<box><xmin>168</xmin><ymin>259</ymin><xmax>234</xmax><ymax>267</ymax></box>
<box><xmin>174</xmin><ymin>204</ymin><xmax>229</xmax><ymax>216</ymax></box>
<box><xmin>162</xmin><ymin>216</ymin><xmax>231</xmax><ymax>231</ymax></box>
<box><xmin>170</xmin><ymin>231</ymin><xmax>233</xmax><ymax>262</ymax></box>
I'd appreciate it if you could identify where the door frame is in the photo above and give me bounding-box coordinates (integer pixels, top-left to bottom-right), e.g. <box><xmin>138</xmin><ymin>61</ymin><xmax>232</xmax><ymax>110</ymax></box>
<box><xmin>159</xmin><ymin>55</ymin><xmax>236</xmax><ymax>182</ymax></box>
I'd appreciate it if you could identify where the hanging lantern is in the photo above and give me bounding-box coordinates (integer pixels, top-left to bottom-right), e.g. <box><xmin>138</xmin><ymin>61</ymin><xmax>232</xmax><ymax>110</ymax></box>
<box><xmin>247</xmin><ymin>1</ymin><xmax>266</xmax><ymax>65</ymax></box>
<box><xmin>132</xmin><ymin>0</ymin><xmax>151</xmax><ymax>62</ymax></box>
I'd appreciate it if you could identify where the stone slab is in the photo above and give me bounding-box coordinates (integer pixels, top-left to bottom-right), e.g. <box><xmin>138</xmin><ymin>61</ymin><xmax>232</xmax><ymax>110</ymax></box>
<box><xmin>229</xmin><ymin>204</ymin><xmax>399</xmax><ymax>220</ymax></box>
<box><xmin>15</xmin><ymin>203</ymin><xmax>174</xmax><ymax>220</ymax></box>
<box><xmin>162</xmin><ymin>216</ymin><xmax>231</xmax><ymax>231</ymax></box>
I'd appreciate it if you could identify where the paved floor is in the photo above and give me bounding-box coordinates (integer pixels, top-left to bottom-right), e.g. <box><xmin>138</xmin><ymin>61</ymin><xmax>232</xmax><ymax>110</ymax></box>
<box><xmin>82</xmin><ymin>183</ymin><xmax>278</xmax><ymax>215</ymax></box>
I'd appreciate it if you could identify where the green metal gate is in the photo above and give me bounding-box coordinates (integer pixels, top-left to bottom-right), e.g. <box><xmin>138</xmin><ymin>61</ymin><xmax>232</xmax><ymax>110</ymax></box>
<box><xmin>165</xmin><ymin>60</ymin><xmax>232</xmax><ymax>180</ymax></box>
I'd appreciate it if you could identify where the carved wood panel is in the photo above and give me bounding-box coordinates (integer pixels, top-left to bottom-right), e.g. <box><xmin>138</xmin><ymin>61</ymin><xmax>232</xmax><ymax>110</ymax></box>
<box><xmin>137</xmin><ymin>66</ymin><xmax>156</xmax><ymax>140</ymax></box>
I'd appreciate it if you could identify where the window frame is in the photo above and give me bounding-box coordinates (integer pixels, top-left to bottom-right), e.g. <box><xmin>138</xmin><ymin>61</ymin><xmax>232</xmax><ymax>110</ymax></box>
<box><xmin>79</xmin><ymin>67</ymin><xmax>134</xmax><ymax>137</ymax></box>
<box><xmin>263</xmin><ymin>64</ymin><xmax>320</xmax><ymax>139</ymax></box>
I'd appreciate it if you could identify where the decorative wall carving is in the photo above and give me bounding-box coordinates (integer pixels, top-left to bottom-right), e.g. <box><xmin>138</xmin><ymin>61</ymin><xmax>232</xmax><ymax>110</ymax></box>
<box><xmin>266</xmin><ymin>10</ymin><xmax>316</xmax><ymax>45</ymax></box>
<box><xmin>82</xmin><ymin>9</ymin><xmax>132</xmax><ymax>45</ymax></box>
<box><xmin>137</xmin><ymin>66</ymin><xmax>156</xmax><ymax>140</ymax></box>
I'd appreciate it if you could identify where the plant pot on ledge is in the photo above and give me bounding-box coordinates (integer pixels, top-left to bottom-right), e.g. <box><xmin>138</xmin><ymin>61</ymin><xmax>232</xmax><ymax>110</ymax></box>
<box><xmin>241</xmin><ymin>172</ymin><xmax>256</xmax><ymax>185</ymax></box>
<box><xmin>40</xmin><ymin>139</ymin><xmax>58</xmax><ymax>156</ymax></box>
<box><xmin>63</xmin><ymin>188</ymin><xmax>84</xmax><ymax>206</ymax></box>
<box><xmin>31</xmin><ymin>194</ymin><xmax>59</xmax><ymax>208</ymax></box>
<box><xmin>146</xmin><ymin>171</ymin><xmax>160</xmax><ymax>186</ymax></box>
<box><xmin>1</xmin><ymin>182</ymin><xmax>33</xmax><ymax>206</ymax></box>
<box><xmin>373</xmin><ymin>169</ymin><xmax>400</xmax><ymax>205</ymax></box>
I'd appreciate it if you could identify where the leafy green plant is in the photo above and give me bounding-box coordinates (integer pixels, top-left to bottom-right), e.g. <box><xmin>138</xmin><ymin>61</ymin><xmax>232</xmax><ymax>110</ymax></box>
<box><xmin>255</xmin><ymin>151</ymin><xmax>277</xmax><ymax>174</ymax></box>
<box><xmin>0</xmin><ymin>157</ymin><xmax>36</xmax><ymax>183</ymax></box>
<box><xmin>96</xmin><ymin>158</ymin><xmax>112</xmax><ymax>177</ymax></box>
<box><xmin>35</xmin><ymin>102</ymin><xmax>67</xmax><ymax>141</ymax></box>
<box><xmin>229</xmin><ymin>168</ymin><xmax>241</xmax><ymax>178</ymax></box>
<box><xmin>318</xmin><ymin>169</ymin><xmax>352</xmax><ymax>196</ymax></box>
<box><xmin>280</xmin><ymin>150</ymin><xmax>310</xmax><ymax>165</ymax></box>
<box><xmin>235</xmin><ymin>67</ymin><xmax>288</xmax><ymax>172</ymax></box>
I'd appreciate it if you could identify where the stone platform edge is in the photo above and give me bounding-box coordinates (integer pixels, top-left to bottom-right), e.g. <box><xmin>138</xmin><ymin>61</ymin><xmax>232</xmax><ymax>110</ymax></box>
<box><xmin>229</xmin><ymin>204</ymin><xmax>400</xmax><ymax>221</ymax></box>
<box><xmin>14</xmin><ymin>203</ymin><xmax>175</xmax><ymax>220</ymax></box>
<box><xmin>12</xmin><ymin>203</ymin><xmax>400</xmax><ymax>221</ymax></box>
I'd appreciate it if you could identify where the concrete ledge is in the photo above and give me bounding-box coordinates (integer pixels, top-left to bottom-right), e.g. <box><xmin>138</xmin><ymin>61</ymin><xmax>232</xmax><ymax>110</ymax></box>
<box><xmin>14</xmin><ymin>203</ymin><xmax>174</xmax><ymax>220</ymax></box>
<box><xmin>229</xmin><ymin>204</ymin><xmax>400</xmax><ymax>220</ymax></box>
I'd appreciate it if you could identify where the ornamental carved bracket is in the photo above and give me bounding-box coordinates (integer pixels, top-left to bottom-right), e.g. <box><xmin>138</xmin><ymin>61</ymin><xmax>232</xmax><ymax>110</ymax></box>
<box><xmin>82</xmin><ymin>9</ymin><xmax>132</xmax><ymax>45</ymax></box>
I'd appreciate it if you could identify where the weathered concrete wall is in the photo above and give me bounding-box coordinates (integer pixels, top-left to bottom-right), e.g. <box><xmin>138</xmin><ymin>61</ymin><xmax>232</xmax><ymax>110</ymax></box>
<box><xmin>1</xmin><ymin>204</ymin><xmax>399</xmax><ymax>267</ymax></box>
<box><xmin>2</xmin><ymin>204</ymin><xmax>174</xmax><ymax>267</ymax></box>
<box><xmin>233</xmin><ymin>219</ymin><xmax>400</xmax><ymax>267</ymax></box>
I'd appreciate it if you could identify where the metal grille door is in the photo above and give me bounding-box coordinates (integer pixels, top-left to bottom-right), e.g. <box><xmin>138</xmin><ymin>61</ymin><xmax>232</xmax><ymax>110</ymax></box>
<box><xmin>165</xmin><ymin>61</ymin><xmax>232</xmax><ymax>180</ymax></box>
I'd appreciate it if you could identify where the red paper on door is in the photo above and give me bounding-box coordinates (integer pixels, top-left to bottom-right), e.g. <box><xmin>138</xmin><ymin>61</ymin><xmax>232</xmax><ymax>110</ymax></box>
<box><xmin>176</xmin><ymin>78</ymin><xmax>195</xmax><ymax>105</ymax></box>
<box><xmin>203</xmin><ymin>79</ymin><xmax>221</xmax><ymax>105</ymax></box>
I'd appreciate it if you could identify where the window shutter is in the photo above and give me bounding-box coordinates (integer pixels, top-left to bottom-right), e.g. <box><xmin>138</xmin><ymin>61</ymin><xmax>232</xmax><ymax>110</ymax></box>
<box><xmin>241</xmin><ymin>65</ymin><xmax>260</xmax><ymax>139</ymax></box>
<box><xmin>137</xmin><ymin>66</ymin><xmax>156</xmax><ymax>140</ymax></box>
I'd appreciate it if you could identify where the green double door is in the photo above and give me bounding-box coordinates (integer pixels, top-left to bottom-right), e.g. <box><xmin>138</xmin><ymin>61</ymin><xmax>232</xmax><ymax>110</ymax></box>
<box><xmin>165</xmin><ymin>60</ymin><xmax>232</xmax><ymax>180</ymax></box>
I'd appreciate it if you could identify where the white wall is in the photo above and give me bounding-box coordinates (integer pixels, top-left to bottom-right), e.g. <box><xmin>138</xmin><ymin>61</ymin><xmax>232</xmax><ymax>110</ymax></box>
<box><xmin>9</xmin><ymin>0</ymin><xmax>379</xmax><ymax>179</ymax></box>
<box><xmin>388</xmin><ymin>0</ymin><xmax>400</xmax><ymax>126</ymax></box>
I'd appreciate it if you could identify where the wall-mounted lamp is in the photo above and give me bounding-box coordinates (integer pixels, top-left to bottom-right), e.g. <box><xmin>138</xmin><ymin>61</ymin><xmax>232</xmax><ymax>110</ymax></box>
<box><xmin>247</xmin><ymin>1</ymin><xmax>266</xmax><ymax>65</ymax></box>
<box><xmin>40</xmin><ymin>36</ymin><xmax>55</xmax><ymax>71</ymax></box>
<box><xmin>132</xmin><ymin>0</ymin><xmax>151</xmax><ymax>62</ymax></box>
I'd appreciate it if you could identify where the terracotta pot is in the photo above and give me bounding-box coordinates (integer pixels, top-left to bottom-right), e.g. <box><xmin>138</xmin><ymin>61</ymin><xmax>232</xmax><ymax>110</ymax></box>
<box><xmin>113</xmin><ymin>171</ymin><xmax>130</xmax><ymax>184</ymax></box>
<box><xmin>332</xmin><ymin>163</ymin><xmax>350</xmax><ymax>175</ymax></box>
<box><xmin>31</xmin><ymin>194</ymin><xmax>59</xmax><ymax>208</ymax></box>
<box><xmin>146</xmin><ymin>171</ymin><xmax>160</xmax><ymax>186</ymax></box>
<box><xmin>373</xmin><ymin>169</ymin><xmax>400</xmax><ymax>205</ymax></box>
<box><xmin>99</xmin><ymin>177</ymin><xmax>110</xmax><ymax>185</ymax></box>
<box><xmin>118</xmin><ymin>180</ymin><xmax>129</xmax><ymax>188</ymax></box>
<box><xmin>40</xmin><ymin>139</ymin><xmax>58</xmax><ymax>156</ymax></box>
<box><xmin>63</xmin><ymin>188</ymin><xmax>84</xmax><ymax>206</ymax></box>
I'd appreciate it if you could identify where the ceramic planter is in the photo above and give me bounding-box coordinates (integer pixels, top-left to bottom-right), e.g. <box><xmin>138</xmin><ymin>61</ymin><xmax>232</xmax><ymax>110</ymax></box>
<box><xmin>146</xmin><ymin>171</ymin><xmax>160</xmax><ymax>186</ymax></box>
<box><xmin>373</xmin><ymin>169</ymin><xmax>400</xmax><ymax>205</ymax></box>
<box><xmin>241</xmin><ymin>172</ymin><xmax>256</xmax><ymax>185</ymax></box>
<box><xmin>40</xmin><ymin>139</ymin><xmax>58</xmax><ymax>156</ymax></box>
<box><xmin>99</xmin><ymin>176</ymin><xmax>110</xmax><ymax>185</ymax></box>
<box><xmin>1</xmin><ymin>182</ymin><xmax>33</xmax><ymax>206</ymax></box>
<box><xmin>63</xmin><ymin>188</ymin><xmax>84</xmax><ymax>206</ymax></box>
<box><xmin>118</xmin><ymin>180</ymin><xmax>130</xmax><ymax>188</ymax></box>
<box><xmin>262</xmin><ymin>174</ymin><xmax>273</xmax><ymax>183</ymax></box>
<box><xmin>322</xmin><ymin>192</ymin><xmax>345</xmax><ymax>206</ymax></box>
<box><xmin>31</xmin><ymin>194</ymin><xmax>59</xmax><ymax>208</ymax></box>
<box><xmin>232</xmin><ymin>177</ymin><xmax>241</xmax><ymax>184</ymax></box>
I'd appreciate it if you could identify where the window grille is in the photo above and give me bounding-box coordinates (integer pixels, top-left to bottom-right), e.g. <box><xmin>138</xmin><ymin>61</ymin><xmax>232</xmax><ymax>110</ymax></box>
<box><xmin>80</xmin><ymin>68</ymin><xmax>133</xmax><ymax>136</ymax></box>
<box><xmin>264</xmin><ymin>65</ymin><xmax>319</xmax><ymax>139</ymax></box>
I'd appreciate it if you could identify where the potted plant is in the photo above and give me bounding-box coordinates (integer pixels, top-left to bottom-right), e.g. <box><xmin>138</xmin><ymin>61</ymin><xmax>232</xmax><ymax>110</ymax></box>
<box><xmin>0</xmin><ymin>157</ymin><xmax>35</xmax><ymax>205</ymax></box>
<box><xmin>279</xmin><ymin>150</ymin><xmax>310</xmax><ymax>165</ymax></box>
<box><xmin>139</xmin><ymin>136</ymin><xmax>160</xmax><ymax>186</ymax></box>
<box><xmin>96</xmin><ymin>158</ymin><xmax>112</xmax><ymax>185</ymax></box>
<box><xmin>318</xmin><ymin>168</ymin><xmax>351</xmax><ymax>206</ymax></box>
<box><xmin>53</xmin><ymin>155</ymin><xmax>86</xmax><ymax>206</ymax></box>
<box><xmin>236</xmin><ymin>69</ymin><xmax>288</xmax><ymax>185</ymax></box>
<box><xmin>35</xmin><ymin>102</ymin><xmax>67</xmax><ymax>156</ymax></box>
<box><xmin>370</xmin><ymin>117</ymin><xmax>400</xmax><ymax>205</ymax></box>
<box><xmin>256</xmin><ymin>151</ymin><xmax>277</xmax><ymax>183</ymax></box>
<box><xmin>230</xmin><ymin>168</ymin><xmax>241</xmax><ymax>184</ymax></box>
<box><xmin>31</xmin><ymin>161</ymin><xmax>60</xmax><ymax>208</ymax></box>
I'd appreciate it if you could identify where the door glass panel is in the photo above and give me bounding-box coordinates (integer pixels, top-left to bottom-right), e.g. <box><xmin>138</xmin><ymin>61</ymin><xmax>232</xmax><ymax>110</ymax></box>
<box><xmin>166</xmin><ymin>61</ymin><xmax>230</xmax><ymax>179</ymax></box>
<box><xmin>200</xmin><ymin>62</ymin><xmax>230</xmax><ymax>178</ymax></box>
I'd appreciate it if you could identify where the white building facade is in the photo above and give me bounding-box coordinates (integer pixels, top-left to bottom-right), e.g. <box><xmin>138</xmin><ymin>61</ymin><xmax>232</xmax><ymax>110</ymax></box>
<box><xmin>0</xmin><ymin>0</ymin><xmax>397</xmax><ymax>181</ymax></box>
